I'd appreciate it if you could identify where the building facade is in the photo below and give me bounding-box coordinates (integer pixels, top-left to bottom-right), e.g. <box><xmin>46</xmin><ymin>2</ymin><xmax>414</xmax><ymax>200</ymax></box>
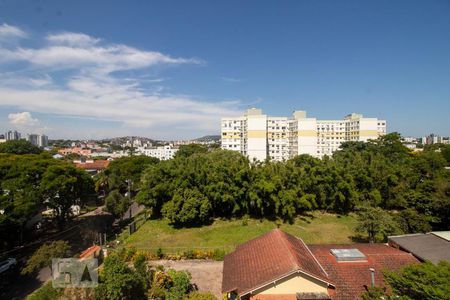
<box><xmin>421</xmin><ymin>134</ymin><xmax>449</xmax><ymax>145</ymax></box>
<box><xmin>221</xmin><ymin>108</ymin><xmax>386</xmax><ymax>161</ymax></box>
<box><xmin>135</xmin><ymin>145</ymin><xmax>178</xmax><ymax>160</ymax></box>
<box><xmin>26</xmin><ymin>134</ymin><xmax>48</xmax><ymax>148</ymax></box>
<box><xmin>5</xmin><ymin>130</ymin><xmax>21</xmax><ymax>141</ymax></box>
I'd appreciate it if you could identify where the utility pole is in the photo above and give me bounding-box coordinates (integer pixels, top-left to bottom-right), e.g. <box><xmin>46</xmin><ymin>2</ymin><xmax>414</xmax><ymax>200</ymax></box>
<box><xmin>127</xmin><ymin>179</ymin><xmax>132</xmax><ymax>219</ymax></box>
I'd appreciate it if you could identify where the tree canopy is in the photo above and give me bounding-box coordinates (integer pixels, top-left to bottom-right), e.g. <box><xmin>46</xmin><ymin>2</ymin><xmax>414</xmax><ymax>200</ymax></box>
<box><xmin>136</xmin><ymin>133</ymin><xmax>449</xmax><ymax>230</ymax></box>
<box><xmin>0</xmin><ymin>153</ymin><xmax>94</xmax><ymax>250</ymax></box>
<box><xmin>0</xmin><ymin>140</ymin><xmax>42</xmax><ymax>154</ymax></box>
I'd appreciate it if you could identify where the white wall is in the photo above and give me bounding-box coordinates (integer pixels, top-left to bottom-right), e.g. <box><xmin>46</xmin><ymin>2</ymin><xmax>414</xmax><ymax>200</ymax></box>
<box><xmin>247</xmin><ymin>114</ymin><xmax>267</xmax><ymax>161</ymax></box>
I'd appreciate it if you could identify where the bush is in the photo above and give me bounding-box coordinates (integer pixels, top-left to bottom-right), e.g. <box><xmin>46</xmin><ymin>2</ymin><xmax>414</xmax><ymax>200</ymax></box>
<box><xmin>384</xmin><ymin>261</ymin><xmax>450</xmax><ymax>299</ymax></box>
<box><xmin>27</xmin><ymin>282</ymin><xmax>61</xmax><ymax>300</ymax></box>
<box><xmin>241</xmin><ymin>215</ymin><xmax>249</xmax><ymax>226</ymax></box>
<box><xmin>156</xmin><ymin>247</ymin><xmax>164</xmax><ymax>259</ymax></box>
<box><xmin>212</xmin><ymin>249</ymin><xmax>226</xmax><ymax>261</ymax></box>
<box><xmin>167</xmin><ymin>269</ymin><xmax>191</xmax><ymax>295</ymax></box>
<box><xmin>124</xmin><ymin>247</ymin><xmax>137</xmax><ymax>261</ymax></box>
<box><xmin>184</xmin><ymin>249</ymin><xmax>195</xmax><ymax>259</ymax></box>
<box><xmin>147</xmin><ymin>285</ymin><xmax>166</xmax><ymax>300</ymax></box>
<box><xmin>186</xmin><ymin>291</ymin><xmax>217</xmax><ymax>300</ymax></box>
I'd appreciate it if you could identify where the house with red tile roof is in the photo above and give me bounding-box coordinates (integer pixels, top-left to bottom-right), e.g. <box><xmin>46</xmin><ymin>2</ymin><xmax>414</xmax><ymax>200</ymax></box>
<box><xmin>222</xmin><ymin>229</ymin><xmax>419</xmax><ymax>300</ymax></box>
<box><xmin>74</xmin><ymin>159</ymin><xmax>110</xmax><ymax>175</ymax></box>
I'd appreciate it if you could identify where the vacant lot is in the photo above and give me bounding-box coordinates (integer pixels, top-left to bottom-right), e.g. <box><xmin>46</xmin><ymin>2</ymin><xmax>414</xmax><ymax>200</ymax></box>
<box><xmin>124</xmin><ymin>212</ymin><xmax>357</xmax><ymax>252</ymax></box>
<box><xmin>151</xmin><ymin>260</ymin><xmax>223</xmax><ymax>299</ymax></box>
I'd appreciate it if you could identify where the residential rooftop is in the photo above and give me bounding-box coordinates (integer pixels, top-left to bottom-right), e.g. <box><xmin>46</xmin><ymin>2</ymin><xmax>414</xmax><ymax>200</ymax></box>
<box><xmin>223</xmin><ymin>229</ymin><xmax>419</xmax><ymax>300</ymax></box>
<box><xmin>388</xmin><ymin>231</ymin><xmax>450</xmax><ymax>264</ymax></box>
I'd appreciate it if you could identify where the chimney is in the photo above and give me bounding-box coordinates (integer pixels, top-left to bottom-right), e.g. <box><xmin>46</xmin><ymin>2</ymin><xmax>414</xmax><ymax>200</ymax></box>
<box><xmin>369</xmin><ymin>268</ymin><xmax>375</xmax><ymax>287</ymax></box>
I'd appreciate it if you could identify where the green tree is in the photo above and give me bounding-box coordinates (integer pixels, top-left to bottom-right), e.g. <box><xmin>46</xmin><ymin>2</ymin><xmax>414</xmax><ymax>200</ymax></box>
<box><xmin>361</xmin><ymin>286</ymin><xmax>395</xmax><ymax>300</ymax></box>
<box><xmin>0</xmin><ymin>153</ymin><xmax>55</xmax><ymax>248</ymax></box>
<box><xmin>161</xmin><ymin>188</ymin><xmax>211</xmax><ymax>226</ymax></box>
<box><xmin>166</xmin><ymin>269</ymin><xmax>191</xmax><ymax>299</ymax></box>
<box><xmin>395</xmin><ymin>208</ymin><xmax>431</xmax><ymax>234</ymax></box>
<box><xmin>40</xmin><ymin>164</ymin><xmax>94</xmax><ymax>228</ymax></box>
<box><xmin>95</xmin><ymin>156</ymin><xmax>158</xmax><ymax>196</ymax></box>
<box><xmin>0</xmin><ymin>140</ymin><xmax>42</xmax><ymax>154</ymax></box>
<box><xmin>22</xmin><ymin>240</ymin><xmax>70</xmax><ymax>275</ymax></box>
<box><xmin>105</xmin><ymin>189</ymin><xmax>129</xmax><ymax>218</ymax></box>
<box><xmin>100</xmin><ymin>254</ymin><xmax>145</xmax><ymax>300</ymax></box>
<box><xmin>355</xmin><ymin>206</ymin><xmax>400</xmax><ymax>242</ymax></box>
<box><xmin>173</xmin><ymin>144</ymin><xmax>208</xmax><ymax>159</ymax></box>
<box><xmin>441</xmin><ymin>145</ymin><xmax>450</xmax><ymax>164</ymax></box>
<box><xmin>384</xmin><ymin>261</ymin><xmax>450</xmax><ymax>300</ymax></box>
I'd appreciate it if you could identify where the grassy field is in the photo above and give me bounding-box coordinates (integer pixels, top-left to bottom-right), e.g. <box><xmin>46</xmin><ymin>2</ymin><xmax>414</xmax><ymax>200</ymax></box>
<box><xmin>123</xmin><ymin>212</ymin><xmax>357</xmax><ymax>252</ymax></box>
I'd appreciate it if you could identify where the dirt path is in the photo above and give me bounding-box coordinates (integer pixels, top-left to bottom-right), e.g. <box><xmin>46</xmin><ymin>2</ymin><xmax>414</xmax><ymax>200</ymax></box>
<box><xmin>150</xmin><ymin>260</ymin><xmax>223</xmax><ymax>299</ymax></box>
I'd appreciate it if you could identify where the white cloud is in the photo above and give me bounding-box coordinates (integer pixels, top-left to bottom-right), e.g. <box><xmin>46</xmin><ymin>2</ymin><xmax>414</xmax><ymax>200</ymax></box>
<box><xmin>46</xmin><ymin>32</ymin><xmax>100</xmax><ymax>46</ymax></box>
<box><xmin>0</xmin><ymin>29</ymin><xmax>242</xmax><ymax>138</ymax></box>
<box><xmin>8</xmin><ymin>112</ymin><xmax>39</xmax><ymax>127</ymax></box>
<box><xmin>0</xmin><ymin>32</ymin><xmax>202</xmax><ymax>73</ymax></box>
<box><xmin>0</xmin><ymin>23</ymin><xmax>26</xmax><ymax>39</ymax></box>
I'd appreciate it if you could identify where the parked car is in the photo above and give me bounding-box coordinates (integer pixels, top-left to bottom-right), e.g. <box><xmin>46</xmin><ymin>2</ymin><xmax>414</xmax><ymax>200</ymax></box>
<box><xmin>0</xmin><ymin>258</ymin><xmax>17</xmax><ymax>275</ymax></box>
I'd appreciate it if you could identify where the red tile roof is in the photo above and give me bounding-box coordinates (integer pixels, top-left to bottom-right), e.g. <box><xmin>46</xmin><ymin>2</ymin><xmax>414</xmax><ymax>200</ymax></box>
<box><xmin>74</xmin><ymin>160</ymin><xmax>110</xmax><ymax>170</ymax></box>
<box><xmin>222</xmin><ymin>229</ymin><xmax>332</xmax><ymax>297</ymax></box>
<box><xmin>309</xmin><ymin>244</ymin><xmax>420</xmax><ymax>300</ymax></box>
<box><xmin>222</xmin><ymin>230</ymin><xmax>419</xmax><ymax>300</ymax></box>
<box><xmin>80</xmin><ymin>245</ymin><xmax>101</xmax><ymax>259</ymax></box>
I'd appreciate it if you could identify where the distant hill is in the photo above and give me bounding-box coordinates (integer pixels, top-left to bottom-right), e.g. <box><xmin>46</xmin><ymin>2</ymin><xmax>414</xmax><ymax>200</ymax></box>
<box><xmin>194</xmin><ymin>135</ymin><xmax>220</xmax><ymax>142</ymax></box>
<box><xmin>102</xmin><ymin>136</ymin><xmax>159</xmax><ymax>145</ymax></box>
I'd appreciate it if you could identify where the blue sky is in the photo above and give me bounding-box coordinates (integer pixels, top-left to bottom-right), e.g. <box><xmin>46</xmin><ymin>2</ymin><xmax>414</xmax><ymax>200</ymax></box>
<box><xmin>0</xmin><ymin>0</ymin><xmax>449</xmax><ymax>139</ymax></box>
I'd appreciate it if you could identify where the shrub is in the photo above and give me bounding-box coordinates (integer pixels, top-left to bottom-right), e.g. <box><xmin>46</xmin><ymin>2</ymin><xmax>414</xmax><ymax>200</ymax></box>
<box><xmin>167</xmin><ymin>269</ymin><xmax>191</xmax><ymax>295</ymax></box>
<box><xmin>186</xmin><ymin>291</ymin><xmax>217</xmax><ymax>300</ymax></box>
<box><xmin>156</xmin><ymin>247</ymin><xmax>164</xmax><ymax>259</ymax></box>
<box><xmin>26</xmin><ymin>282</ymin><xmax>61</xmax><ymax>300</ymax></box>
<box><xmin>184</xmin><ymin>249</ymin><xmax>195</xmax><ymax>259</ymax></box>
<box><xmin>147</xmin><ymin>285</ymin><xmax>166</xmax><ymax>300</ymax></box>
<box><xmin>124</xmin><ymin>247</ymin><xmax>137</xmax><ymax>261</ymax></box>
<box><xmin>241</xmin><ymin>215</ymin><xmax>249</xmax><ymax>226</ymax></box>
<box><xmin>212</xmin><ymin>249</ymin><xmax>226</xmax><ymax>261</ymax></box>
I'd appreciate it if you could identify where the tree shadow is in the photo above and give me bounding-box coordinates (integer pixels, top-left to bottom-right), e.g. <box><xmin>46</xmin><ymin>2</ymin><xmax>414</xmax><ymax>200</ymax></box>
<box><xmin>350</xmin><ymin>234</ymin><xmax>368</xmax><ymax>243</ymax></box>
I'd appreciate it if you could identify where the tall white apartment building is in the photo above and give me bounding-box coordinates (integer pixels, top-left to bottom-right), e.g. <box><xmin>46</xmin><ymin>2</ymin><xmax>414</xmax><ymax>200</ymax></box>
<box><xmin>26</xmin><ymin>134</ymin><xmax>48</xmax><ymax>148</ymax></box>
<box><xmin>221</xmin><ymin>108</ymin><xmax>386</xmax><ymax>161</ymax></box>
<box><xmin>5</xmin><ymin>130</ymin><xmax>21</xmax><ymax>141</ymax></box>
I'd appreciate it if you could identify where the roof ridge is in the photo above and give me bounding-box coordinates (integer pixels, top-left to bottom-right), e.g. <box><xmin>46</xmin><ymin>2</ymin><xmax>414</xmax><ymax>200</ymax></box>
<box><xmin>276</xmin><ymin>229</ymin><xmax>300</xmax><ymax>269</ymax></box>
<box><xmin>297</xmin><ymin>236</ymin><xmax>329</xmax><ymax>278</ymax></box>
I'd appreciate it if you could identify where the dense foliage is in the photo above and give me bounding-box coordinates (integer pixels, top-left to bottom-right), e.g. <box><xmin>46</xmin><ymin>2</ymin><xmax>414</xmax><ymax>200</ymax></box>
<box><xmin>0</xmin><ymin>153</ymin><xmax>95</xmax><ymax>250</ymax></box>
<box><xmin>22</xmin><ymin>240</ymin><xmax>70</xmax><ymax>275</ymax></box>
<box><xmin>95</xmin><ymin>155</ymin><xmax>159</xmax><ymax>196</ymax></box>
<box><xmin>355</xmin><ymin>207</ymin><xmax>400</xmax><ymax>242</ymax></box>
<box><xmin>0</xmin><ymin>140</ymin><xmax>42</xmax><ymax>154</ymax></box>
<box><xmin>384</xmin><ymin>261</ymin><xmax>450</xmax><ymax>300</ymax></box>
<box><xmin>362</xmin><ymin>261</ymin><xmax>450</xmax><ymax>300</ymax></box>
<box><xmin>96</xmin><ymin>252</ymin><xmax>195</xmax><ymax>300</ymax></box>
<box><xmin>136</xmin><ymin>134</ymin><xmax>449</xmax><ymax>230</ymax></box>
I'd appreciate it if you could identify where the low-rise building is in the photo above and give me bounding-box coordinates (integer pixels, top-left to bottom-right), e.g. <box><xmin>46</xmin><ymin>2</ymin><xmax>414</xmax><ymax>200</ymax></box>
<box><xmin>388</xmin><ymin>232</ymin><xmax>450</xmax><ymax>264</ymax></box>
<box><xmin>74</xmin><ymin>159</ymin><xmax>110</xmax><ymax>175</ymax></box>
<box><xmin>136</xmin><ymin>145</ymin><xmax>178</xmax><ymax>160</ymax></box>
<box><xmin>222</xmin><ymin>229</ymin><xmax>418</xmax><ymax>300</ymax></box>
